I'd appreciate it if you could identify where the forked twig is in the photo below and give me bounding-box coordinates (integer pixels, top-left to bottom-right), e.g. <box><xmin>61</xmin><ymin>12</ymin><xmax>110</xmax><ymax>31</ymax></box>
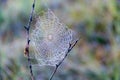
<box><xmin>24</xmin><ymin>0</ymin><xmax>35</xmax><ymax>80</ymax></box>
<box><xmin>49</xmin><ymin>40</ymin><xmax>79</xmax><ymax>80</ymax></box>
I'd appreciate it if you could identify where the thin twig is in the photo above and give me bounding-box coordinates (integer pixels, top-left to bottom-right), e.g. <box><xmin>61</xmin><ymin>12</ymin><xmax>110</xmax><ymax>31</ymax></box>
<box><xmin>49</xmin><ymin>40</ymin><xmax>79</xmax><ymax>80</ymax></box>
<box><xmin>24</xmin><ymin>0</ymin><xmax>35</xmax><ymax>80</ymax></box>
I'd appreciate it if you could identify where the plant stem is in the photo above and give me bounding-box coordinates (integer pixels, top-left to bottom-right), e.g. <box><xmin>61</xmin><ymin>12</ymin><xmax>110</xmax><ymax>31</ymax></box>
<box><xmin>24</xmin><ymin>0</ymin><xmax>35</xmax><ymax>80</ymax></box>
<box><xmin>49</xmin><ymin>40</ymin><xmax>79</xmax><ymax>80</ymax></box>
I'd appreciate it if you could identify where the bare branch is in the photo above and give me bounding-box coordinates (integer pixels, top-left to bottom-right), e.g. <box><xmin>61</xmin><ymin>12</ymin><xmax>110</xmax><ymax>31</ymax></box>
<box><xmin>49</xmin><ymin>40</ymin><xmax>79</xmax><ymax>80</ymax></box>
<box><xmin>24</xmin><ymin>0</ymin><xmax>36</xmax><ymax>80</ymax></box>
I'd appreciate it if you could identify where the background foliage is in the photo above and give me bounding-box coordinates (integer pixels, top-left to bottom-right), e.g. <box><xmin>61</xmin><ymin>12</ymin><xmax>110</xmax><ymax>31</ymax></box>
<box><xmin>0</xmin><ymin>0</ymin><xmax>120</xmax><ymax>80</ymax></box>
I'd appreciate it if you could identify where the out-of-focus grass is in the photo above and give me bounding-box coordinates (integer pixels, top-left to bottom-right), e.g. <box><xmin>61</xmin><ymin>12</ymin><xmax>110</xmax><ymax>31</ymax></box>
<box><xmin>0</xmin><ymin>0</ymin><xmax>120</xmax><ymax>80</ymax></box>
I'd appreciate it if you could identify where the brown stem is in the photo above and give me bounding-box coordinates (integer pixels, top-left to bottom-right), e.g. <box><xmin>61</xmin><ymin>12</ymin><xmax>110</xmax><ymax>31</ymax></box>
<box><xmin>49</xmin><ymin>40</ymin><xmax>79</xmax><ymax>80</ymax></box>
<box><xmin>24</xmin><ymin>0</ymin><xmax>35</xmax><ymax>80</ymax></box>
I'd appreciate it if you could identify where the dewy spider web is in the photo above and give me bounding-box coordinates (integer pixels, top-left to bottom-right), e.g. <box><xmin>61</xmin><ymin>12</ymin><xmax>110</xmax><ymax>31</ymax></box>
<box><xmin>31</xmin><ymin>9</ymin><xmax>76</xmax><ymax>66</ymax></box>
<box><xmin>31</xmin><ymin>8</ymin><xmax>78</xmax><ymax>80</ymax></box>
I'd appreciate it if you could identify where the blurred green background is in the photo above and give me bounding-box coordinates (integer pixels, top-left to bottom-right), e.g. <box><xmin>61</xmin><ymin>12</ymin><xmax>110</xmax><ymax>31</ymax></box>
<box><xmin>0</xmin><ymin>0</ymin><xmax>120</xmax><ymax>80</ymax></box>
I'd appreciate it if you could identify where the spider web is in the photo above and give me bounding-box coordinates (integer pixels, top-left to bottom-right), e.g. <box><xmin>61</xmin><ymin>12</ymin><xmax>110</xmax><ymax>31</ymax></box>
<box><xmin>31</xmin><ymin>9</ymin><xmax>76</xmax><ymax>66</ymax></box>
